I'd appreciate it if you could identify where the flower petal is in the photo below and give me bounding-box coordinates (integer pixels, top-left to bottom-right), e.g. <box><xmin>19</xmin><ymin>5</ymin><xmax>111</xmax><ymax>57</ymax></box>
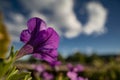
<box><xmin>35</xmin><ymin>48</ymin><xmax>58</xmax><ymax>58</ymax></box>
<box><xmin>35</xmin><ymin>65</ymin><xmax>45</xmax><ymax>73</ymax></box>
<box><xmin>44</xmin><ymin>28</ymin><xmax>59</xmax><ymax>48</ymax></box>
<box><xmin>33</xmin><ymin>53</ymin><xmax>55</xmax><ymax>62</ymax></box>
<box><xmin>31</xmin><ymin>27</ymin><xmax>59</xmax><ymax>58</ymax></box>
<box><xmin>20</xmin><ymin>29</ymin><xmax>31</xmax><ymax>43</ymax></box>
<box><xmin>29</xmin><ymin>30</ymin><xmax>49</xmax><ymax>46</ymax></box>
<box><xmin>33</xmin><ymin>53</ymin><xmax>58</xmax><ymax>66</ymax></box>
<box><xmin>78</xmin><ymin>76</ymin><xmax>85</xmax><ymax>80</ymax></box>
<box><xmin>67</xmin><ymin>63</ymin><xmax>74</xmax><ymax>71</ymax></box>
<box><xmin>33</xmin><ymin>53</ymin><xmax>42</xmax><ymax>59</ymax></box>
<box><xmin>67</xmin><ymin>71</ymin><xmax>77</xmax><ymax>80</ymax></box>
<box><xmin>27</xmin><ymin>17</ymin><xmax>47</xmax><ymax>33</ymax></box>
<box><xmin>74</xmin><ymin>64</ymin><xmax>84</xmax><ymax>72</ymax></box>
<box><xmin>40</xmin><ymin>54</ymin><xmax>56</xmax><ymax>64</ymax></box>
<box><xmin>42</xmin><ymin>72</ymin><xmax>54</xmax><ymax>80</ymax></box>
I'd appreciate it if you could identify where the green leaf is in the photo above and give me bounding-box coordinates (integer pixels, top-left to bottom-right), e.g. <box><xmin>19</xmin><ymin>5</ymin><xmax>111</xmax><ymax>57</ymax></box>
<box><xmin>0</xmin><ymin>46</ymin><xmax>32</xmax><ymax>80</ymax></box>
<box><xmin>0</xmin><ymin>46</ymin><xmax>17</xmax><ymax>78</ymax></box>
<box><xmin>6</xmin><ymin>66</ymin><xmax>18</xmax><ymax>80</ymax></box>
<box><xmin>7</xmin><ymin>72</ymin><xmax>32</xmax><ymax>80</ymax></box>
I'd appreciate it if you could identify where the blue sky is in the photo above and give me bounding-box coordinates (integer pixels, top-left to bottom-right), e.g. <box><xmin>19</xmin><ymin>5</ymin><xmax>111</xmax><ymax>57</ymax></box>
<box><xmin>0</xmin><ymin>0</ymin><xmax>120</xmax><ymax>56</ymax></box>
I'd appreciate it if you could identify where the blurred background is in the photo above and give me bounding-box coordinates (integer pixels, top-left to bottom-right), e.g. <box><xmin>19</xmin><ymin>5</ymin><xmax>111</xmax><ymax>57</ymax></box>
<box><xmin>0</xmin><ymin>0</ymin><xmax>120</xmax><ymax>80</ymax></box>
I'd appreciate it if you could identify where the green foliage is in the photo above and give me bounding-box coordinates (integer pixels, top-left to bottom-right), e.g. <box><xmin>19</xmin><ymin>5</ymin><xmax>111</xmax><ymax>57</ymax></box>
<box><xmin>58</xmin><ymin>54</ymin><xmax>65</xmax><ymax>63</ymax></box>
<box><xmin>0</xmin><ymin>46</ymin><xmax>32</xmax><ymax>80</ymax></box>
<box><xmin>7</xmin><ymin>70</ymin><xmax>32</xmax><ymax>80</ymax></box>
<box><xmin>66</xmin><ymin>52</ymin><xmax>86</xmax><ymax>64</ymax></box>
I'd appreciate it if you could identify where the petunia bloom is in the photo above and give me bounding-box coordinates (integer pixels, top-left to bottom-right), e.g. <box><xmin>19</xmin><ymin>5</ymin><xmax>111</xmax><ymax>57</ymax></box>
<box><xmin>67</xmin><ymin>71</ymin><xmax>88</xmax><ymax>80</ymax></box>
<box><xmin>73</xmin><ymin>64</ymin><xmax>84</xmax><ymax>72</ymax></box>
<box><xmin>34</xmin><ymin>64</ymin><xmax>45</xmax><ymax>73</ymax></box>
<box><xmin>67</xmin><ymin>63</ymin><xmax>84</xmax><ymax>72</ymax></box>
<box><xmin>42</xmin><ymin>72</ymin><xmax>54</xmax><ymax>80</ymax></box>
<box><xmin>67</xmin><ymin>71</ymin><xmax>78</xmax><ymax>80</ymax></box>
<box><xmin>67</xmin><ymin>63</ymin><xmax>87</xmax><ymax>80</ymax></box>
<box><xmin>16</xmin><ymin>17</ymin><xmax>60</xmax><ymax>66</ymax></box>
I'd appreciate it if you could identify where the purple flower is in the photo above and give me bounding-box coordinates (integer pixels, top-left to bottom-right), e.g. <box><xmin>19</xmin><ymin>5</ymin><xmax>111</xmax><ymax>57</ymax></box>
<box><xmin>67</xmin><ymin>71</ymin><xmax>77</xmax><ymax>80</ymax></box>
<box><xmin>74</xmin><ymin>64</ymin><xmax>84</xmax><ymax>72</ymax></box>
<box><xmin>78</xmin><ymin>77</ymin><xmax>88</xmax><ymax>80</ymax></box>
<box><xmin>17</xmin><ymin>17</ymin><xmax>60</xmax><ymax>66</ymax></box>
<box><xmin>77</xmin><ymin>77</ymin><xmax>88</xmax><ymax>80</ymax></box>
<box><xmin>34</xmin><ymin>65</ymin><xmax>45</xmax><ymax>73</ymax></box>
<box><xmin>42</xmin><ymin>72</ymin><xmax>54</xmax><ymax>80</ymax></box>
<box><xmin>67</xmin><ymin>71</ymin><xmax>87</xmax><ymax>80</ymax></box>
<box><xmin>67</xmin><ymin>63</ymin><xmax>87</xmax><ymax>80</ymax></box>
<box><xmin>67</xmin><ymin>71</ymin><xmax>88</xmax><ymax>80</ymax></box>
<box><xmin>67</xmin><ymin>63</ymin><xmax>84</xmax><ymax>72</ymax></box>
<box><xmin>67</xmin><ymin>63</ymin><xmax>73</xmax><ymax>70</ymax></box>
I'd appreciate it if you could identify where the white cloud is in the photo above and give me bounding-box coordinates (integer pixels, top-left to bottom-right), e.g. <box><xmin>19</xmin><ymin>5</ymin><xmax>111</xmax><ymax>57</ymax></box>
<box><xmin>20</xmin><ymin>0</ymin><xmax>107</xmax><ymax>38</ymax></box>
<box><xmin>3</xmin><ymin>0</ymin><xmax>108</xmax><ymax>42</ymax></box>
<box><xmin>5</xmin><ymin>13</ymin><xmax>26</xmax><ymax>42</ymax></box>
<box><xmin>53</xmin><ymin>0</ymin><xmax>82</xmax><ymax>38</ymax></box>
<box><xmin>10</xmin><ymin>13</ymin><xmax>26</xmax><ymax>24</ymax></box>
<box><xmin>29</xmin><ymin>12</ymin><xmax>47</xmax><ymax>21</ymax></box>
<box><xmin>20</xmin><ymin>0</ymin><xmax>82</xmax><ymax>38</ymax></box>
<box><xmin>83</xmin><ymin>2</ymin><xmax>108</xmax><ymax>35</ymax></box>
<box><xmin>5</xmin><ymin>22</ymin><xmax>19</xmax><ymax>41</ymax></box>
<box><xmin>20</xmin><ymin>0</ymin><xmax>56</xmax><ymax>11</ymax></box>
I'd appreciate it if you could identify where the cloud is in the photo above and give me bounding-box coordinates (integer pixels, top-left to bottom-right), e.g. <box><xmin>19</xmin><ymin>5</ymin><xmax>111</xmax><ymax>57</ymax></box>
<box><xmin>83</xmin><ymin>2</ymin><xmax>108</xmax><ymax>35</ymax></box>
<box><xmin>10</xmin><ymin>13</ymin><xmax>26</xmax><ymax>24</ymax></box>
<box><xmin>2</xmin><ymin>0</ymin><xmax>108</xmax><ymax>42</ymax></box>
<box><xmin>52</xmin><ymin>0</ymin><xmax>82</xmax><ymax>38</ymax></box>
<box><xmin>20</xmin><ymin>0</ymin><xmax>82</xmax><ymax>38</ymax></box>
<box><xmin>5</xmin><ymin>13</ymin><xmax>26</xmax><ymax>41</ymax></box>
<box><xmin>20</xmin><ymin>0</ymin><xmax>108</xmax><ymax>37</ymax></box>
<box><xmin>29</xmin><ymin>12</ymin><xmax>47</xmax><ymax>21</ymax></box>
<box><xmin>20</xmin><ymin>0</ymin><xmax>56</xmax><ymax>11</ymax></box>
